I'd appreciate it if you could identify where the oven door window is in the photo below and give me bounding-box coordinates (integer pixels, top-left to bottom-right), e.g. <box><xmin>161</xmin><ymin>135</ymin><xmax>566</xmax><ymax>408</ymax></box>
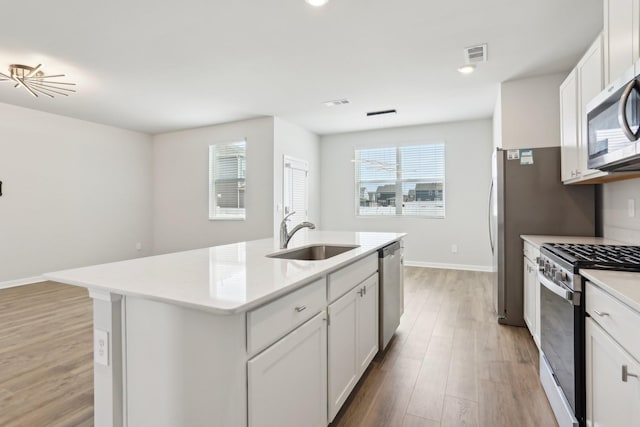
<box><xmin>588</xmin><ymin>81</ymin><xmax>640</xmax><ymax>160</ymax></box>
<box><xmin>540</xmin><ymin>283</ymin><xmax>577</xmax><ymax>413</ymax></box>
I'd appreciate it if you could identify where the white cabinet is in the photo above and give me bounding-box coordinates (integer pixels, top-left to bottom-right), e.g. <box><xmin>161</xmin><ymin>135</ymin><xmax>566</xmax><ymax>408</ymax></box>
<box><xmin>248</xmin><ymin>312</ymin><xmax>328</xmax><ymax>427</ymax></box>
<box><xmin>603</xmin><ymin>0</ymin><xmax>640</xmax><ymax>86</ymax></box>
<box><xmin>560</xmin><ymin>68</ymin><xmax>579</xmax><ymax>182</ymax></box>
<box><xmin>522</xmin><ymin>241</ymin><xmax>540</xmax><ymax>348</ymax></box>
<box><xmin>585</xmin><ymin>318</ymin><xmax>640</xmax><ymax>427</ymax></box>
<box><xmin>560</xmin><ymin>34</ymin><xmax>609</xmax><ymax>183</ymax></box>
<box><xmin>523</xmin><ymin>257</ymin><xmax>537</xmax><ymax>340</ymax></box>
<box><xmin>327</xmin><ymin>274</ymin><xmax>378</xmax><ymax>421</ymax></box>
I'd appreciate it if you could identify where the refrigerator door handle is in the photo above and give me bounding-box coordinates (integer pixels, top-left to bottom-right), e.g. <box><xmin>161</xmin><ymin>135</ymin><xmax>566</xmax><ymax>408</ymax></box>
<box><xmin>488</xmin><ymin>179</ymin><xmax>495</xmax><ymax>255</ymax></box>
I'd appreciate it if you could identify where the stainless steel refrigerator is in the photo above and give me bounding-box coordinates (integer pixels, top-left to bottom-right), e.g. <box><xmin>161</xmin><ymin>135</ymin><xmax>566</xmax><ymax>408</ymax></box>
<box><xmin>489</xmin><ymin>147</ymin><xmax>595</xmax><ymax>326</ymax></box>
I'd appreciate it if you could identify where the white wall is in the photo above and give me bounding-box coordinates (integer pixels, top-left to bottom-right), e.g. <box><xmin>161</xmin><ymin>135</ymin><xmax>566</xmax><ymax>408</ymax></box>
<box><xmin>496</xmin><ymin>73</ymin><xmax>567</xmax><ymax>149</ymax></box>
<box><xmin>152</xmin><ymin>117</ymin><xmax>274</xmax><ymax>254</ymax></box>
<box><xmin>320</xmin><ymin>119</ymin><xmax>493</xmax><ymax>270</ymax></box>
<box><xmin>273</xmin><ymin>117</ymin><xmax>321</xmax><ymax>238</ymax></box>
<box><xmin>0</xmin><ymin>102</ymin><xmax>153</xmax><ymax>285</ymax></box>
<box><xmin>601</xmin><ymin>178</ymin><xmax>640</xmax><ymax>244</ymax></box>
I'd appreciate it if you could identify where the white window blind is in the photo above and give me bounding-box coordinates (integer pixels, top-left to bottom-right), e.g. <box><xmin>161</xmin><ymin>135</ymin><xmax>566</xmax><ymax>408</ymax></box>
<box><xmin>355</xmin><ymin>143</ymin><xmax>445</xmax><ymax>217</ymax></box>
<box><xmin>283</xmin><ymin>156</ymin><xmax>309</xmax><ymax>226</ymax></box>
<box><xmin>209</xmin><ymin>140</ymin><xmax>246</xmax><ymax>220</ymax></box>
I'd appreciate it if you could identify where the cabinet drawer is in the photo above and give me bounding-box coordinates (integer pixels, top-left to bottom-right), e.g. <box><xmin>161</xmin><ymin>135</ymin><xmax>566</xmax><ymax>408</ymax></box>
<box><xmin>247</xmin><ymin>278</ymin><xmax>326</xmax><ymax>355</ymax></box>
<box><xmin>328</xmin><ymin>253</ymin><xmax>378</xmax><ymax>302</ymax></box>
<box><xmin>523</xmin><ymin>241</ymin><xmax>540</xmax><ymax>263</ymax></box>
<box><xmin>587</xmin><ymin>282</ymin><xmax>640</xmax><ymax>362</ymax></box>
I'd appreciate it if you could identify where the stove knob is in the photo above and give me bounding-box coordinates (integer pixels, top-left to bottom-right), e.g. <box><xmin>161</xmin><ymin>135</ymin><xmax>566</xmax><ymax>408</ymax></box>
<box><xmin>555</xmin><ymin>270</ymin><xmax>566</xmax><ymax>282</ymax></box>
<box><xmin>550</xmin><ymin>267</ymin><xmax>557</xmax><ymax>278</ymax></box>
<box><xmin>537</xmin><ymin>257</ymin><xmax>545</xmax><ymax>269</ymax></box>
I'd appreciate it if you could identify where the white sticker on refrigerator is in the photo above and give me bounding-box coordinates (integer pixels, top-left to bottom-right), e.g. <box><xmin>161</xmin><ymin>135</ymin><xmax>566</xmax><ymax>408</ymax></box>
<box><xmin>520</xmin><ymin>149</ymin><xmax>534</xmax><ymax>165</ymax></box>
<box><xmin>507</xmin><ymin>150</ymin><xmax>520</xmax><ymax>160</ymax></box>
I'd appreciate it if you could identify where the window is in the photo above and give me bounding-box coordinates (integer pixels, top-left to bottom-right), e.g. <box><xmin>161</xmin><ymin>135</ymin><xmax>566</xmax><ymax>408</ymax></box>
<box><xmin>283</xmin><ymin>156</ymin><xmax>309</xmax><ymax>225</ymax></box>
<box><xmin>209</xmin><ymin>140</ymin><xmax>246</xmax><ymax>220</ymax></box>
<box><xmin>355</xmin><ymin>143</ymin><xmax>445</xmax><ymax>217</ymax></box>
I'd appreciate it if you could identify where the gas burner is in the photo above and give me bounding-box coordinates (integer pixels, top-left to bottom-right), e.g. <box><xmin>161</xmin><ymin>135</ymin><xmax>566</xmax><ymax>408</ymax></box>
<box><xmin>542</xmin><ymin>243</ymin><xmax>640</xmax><ymax>272</ymax></box>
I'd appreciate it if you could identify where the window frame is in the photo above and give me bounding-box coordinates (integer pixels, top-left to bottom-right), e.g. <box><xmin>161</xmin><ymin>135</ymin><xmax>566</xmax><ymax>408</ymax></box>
<box><xmin>208</xmin><ymin>139</ymin><xmax>247</xmax><ymax>221</ymax></box>
<box><xmin>354</xmin><ymin>141</ymin><xmax>446</xmax><ymax>219</ymax></box>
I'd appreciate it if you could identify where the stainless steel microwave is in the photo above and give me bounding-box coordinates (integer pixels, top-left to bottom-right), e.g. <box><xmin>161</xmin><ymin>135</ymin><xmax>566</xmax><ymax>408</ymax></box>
<box><xmin>586</xmin><ymin>65</ymin><xmax>640</xmax><ymax>171</ymax></box>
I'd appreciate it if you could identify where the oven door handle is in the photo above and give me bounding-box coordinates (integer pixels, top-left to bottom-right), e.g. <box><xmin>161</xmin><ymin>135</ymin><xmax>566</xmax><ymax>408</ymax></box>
<box><xmin>537</xmin><ymin>271</ymin><xmax>578</xmax><ymax>306</ymax></box>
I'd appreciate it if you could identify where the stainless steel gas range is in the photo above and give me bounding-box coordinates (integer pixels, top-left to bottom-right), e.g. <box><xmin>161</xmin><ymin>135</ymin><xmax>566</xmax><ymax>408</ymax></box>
<box><xmin>537</xmin><ymin>243</ymin><xmax>640</xmax><ymax>427</ymax></box>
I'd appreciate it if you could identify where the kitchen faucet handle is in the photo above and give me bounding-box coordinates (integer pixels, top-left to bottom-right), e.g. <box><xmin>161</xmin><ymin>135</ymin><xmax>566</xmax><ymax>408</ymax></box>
<box><xmin>283</xmin><ymin>211</ymin><xmax>296</xmax><ymax>222</ymax></box>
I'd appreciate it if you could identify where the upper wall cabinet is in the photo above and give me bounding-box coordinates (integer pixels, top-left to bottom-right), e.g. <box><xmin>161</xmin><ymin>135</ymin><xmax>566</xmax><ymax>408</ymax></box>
<box><xmin>560</xmin><ymin>69</ymin><xmax>579</xmax><ymax>182</ymax></box>
<box><xmin>561</xmin><ymin>34</ymin><xmax>610</xmax><ymax>184</ymax></box>
<box><xmin>603</xmin><ymin>0</ymin><xmax>640</xmax><ymax>86</ymax></box>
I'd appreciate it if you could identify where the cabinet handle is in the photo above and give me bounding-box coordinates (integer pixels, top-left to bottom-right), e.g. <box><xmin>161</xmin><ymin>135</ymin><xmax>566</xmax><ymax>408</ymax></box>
<box><xmin>593</xmin><ymin>309</ymin><xmax>610</xmax><ymax>317</ymax></box>
<box><xmin>295</xmin><ymin>305</ymin><xmax>306</xmax><ymax>312</ymax></box>
<box><xmin>358</xmin><ymin>288</ymin><xmax>364</xmax><ymax>297</ymax></box>
<box><xmin>622</xmin><ymin>365</ymin><xmax>638</xmax><ymax>382</ymax></box>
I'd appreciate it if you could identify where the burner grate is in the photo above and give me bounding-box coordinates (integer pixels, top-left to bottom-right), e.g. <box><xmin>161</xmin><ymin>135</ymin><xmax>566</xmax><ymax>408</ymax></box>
<box><xmin>545</xmin><ymin>243</ymin><xmax>640</xmax><ymax>270</ymax></box>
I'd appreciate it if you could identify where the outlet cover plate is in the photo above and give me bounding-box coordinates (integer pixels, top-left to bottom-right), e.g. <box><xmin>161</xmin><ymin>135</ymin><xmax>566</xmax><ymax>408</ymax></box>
<box><xmin>94</xmin><ymin>329</ymin><xmax>109</xmax><ymax>366</ymax></box>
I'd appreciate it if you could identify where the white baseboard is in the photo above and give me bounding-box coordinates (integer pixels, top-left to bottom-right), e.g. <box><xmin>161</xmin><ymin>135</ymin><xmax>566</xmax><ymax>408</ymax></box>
<box><xmin>404</xmin><ymin>260</ymin><xmax>494</xmax><ymax>272</ymax></box>
<box><xmin>0</xmin><ymin>276</ymin><xmax>45</xmax><ymax>290</ymax></box>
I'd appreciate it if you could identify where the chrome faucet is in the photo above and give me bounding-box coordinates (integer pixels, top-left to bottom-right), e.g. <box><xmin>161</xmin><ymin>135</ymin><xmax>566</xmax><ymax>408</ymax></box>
<box><xmin>280</xmin><ymin>211</ymin><xmax>316</xmax><ymax>249</ymax></box>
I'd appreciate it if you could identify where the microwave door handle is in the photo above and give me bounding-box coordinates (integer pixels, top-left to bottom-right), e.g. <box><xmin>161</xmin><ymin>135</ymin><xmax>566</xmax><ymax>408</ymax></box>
<box><xmin>618</xmin><ymin>80</ymin><xmax>639</xmax><ymax>141</ymax></box>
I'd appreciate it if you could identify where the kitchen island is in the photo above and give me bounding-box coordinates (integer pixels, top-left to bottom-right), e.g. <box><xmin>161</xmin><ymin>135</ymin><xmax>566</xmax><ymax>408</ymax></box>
<box><xmin>44</xmin><ymin>231</ymin><xmax>405</xmax><ymax>427</ymax></box>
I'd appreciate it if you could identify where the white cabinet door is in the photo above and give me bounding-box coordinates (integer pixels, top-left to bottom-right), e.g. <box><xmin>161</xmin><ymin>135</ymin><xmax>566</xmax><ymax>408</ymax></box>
<box><xmin>357</xmin><ymin>275</ymin><xmax>378</xmax><ymax>375</ymax></box>
<box><xmin>586</xmin><ymin>318</ymin><xmax>640</xmax><ymax>427</ymax></box>
<box><xmin>560</xmin><ymin>69</ymin><xmax>579</xmax><ymax>182</ymax></box>
<box><xmin>248</xmin><ymin>312</ymin><xmax>327</xmax><ymax>427</ymax></box>
<box><xmin>603</xmin><ymin>0</ymin><xmax>639</xmax><ymax>85</ymax></box>
<box><xmin>523</xmin><ymin>257</ymin><xmax>536</xmax><ymax>338</ymax></box>
<box><xmin>577</xmin><ymin>34</ymin><xmax>606</xmax><ymax>179</ymax></box>
<box><xmin>328</xmin><ymin>274</ymin><xmax>380</xmax><ymax>422</ymax></box>
<box><xmin>328</xmin><ymin>287</ymin><xmax>359</xmax><ymax>421</ymax></box>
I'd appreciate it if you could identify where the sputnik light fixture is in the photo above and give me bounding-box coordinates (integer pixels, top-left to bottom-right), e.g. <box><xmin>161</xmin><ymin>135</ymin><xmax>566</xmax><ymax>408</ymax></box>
<box><xmin>0</xmin><ymin>64</ymin><xmax>76</xmax><ymax>98</ymax></box>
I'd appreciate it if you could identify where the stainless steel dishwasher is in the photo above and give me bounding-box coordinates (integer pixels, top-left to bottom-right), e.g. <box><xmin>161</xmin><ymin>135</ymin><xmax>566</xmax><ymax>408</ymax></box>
<box><xmin>379</xmin><ymin>241</ymin><xmax>403</xmax><ymax>351</ymax></box>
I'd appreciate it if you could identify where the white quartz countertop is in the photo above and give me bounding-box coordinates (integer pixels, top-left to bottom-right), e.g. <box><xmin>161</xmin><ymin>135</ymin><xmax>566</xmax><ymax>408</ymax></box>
<box><xmin>581</xmin><ymin>269</ymin><xmax>640</xmax><ymax>314</ymax></box>
<box><xmin>44</xmin><ymin>231</ymin><xmax>405</xmax><ymax>315</ymax></box>
<box><xmin>520</xmin><ymin>235</ymin><xmax>624</xmax><ymax>248</ymax></box>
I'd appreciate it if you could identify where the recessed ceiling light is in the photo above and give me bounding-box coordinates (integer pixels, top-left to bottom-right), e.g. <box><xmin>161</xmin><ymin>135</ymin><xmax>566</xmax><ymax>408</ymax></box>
<box><xmin>457</xmin><ymin>64</ymin><xmax>476</xmax><ymax>75</ymax></box>
<box><xmin>305</xmin><ymin>0</ymin><xmax>329</xmax><ymax>7</ymax></box>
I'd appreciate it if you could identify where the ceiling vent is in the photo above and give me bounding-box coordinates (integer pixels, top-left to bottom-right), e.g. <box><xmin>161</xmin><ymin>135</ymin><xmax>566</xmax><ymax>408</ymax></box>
<box><xmin>323</xmin><ymin>98</ymin><xmax>350</xmax><ymax>107</ymax></box>
<box><xmin>464</xmin><ymin>44</ymin><xmax>488</xmax><ymax>64</ymax></box>
<box><xmin>366</xmin><ymin>109</ymin><xmax>397</xmax><ymax>117</ymax></box>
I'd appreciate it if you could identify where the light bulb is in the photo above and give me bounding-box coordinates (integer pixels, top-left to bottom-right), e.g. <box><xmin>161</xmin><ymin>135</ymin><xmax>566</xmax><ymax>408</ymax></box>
<box><xmin>305</xmin><ymin>0</ymin><xmax>329</xmax><ymax>6</ymax></box>
<box><xmin>457</xmin><ymin>64</ymin><xmax>476</xmax><ymax>74</ymax></box>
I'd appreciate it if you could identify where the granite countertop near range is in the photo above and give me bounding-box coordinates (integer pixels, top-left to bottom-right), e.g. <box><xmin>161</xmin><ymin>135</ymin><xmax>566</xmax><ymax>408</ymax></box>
<box><xmin>520</xmin><ymin>235</ymin><xmax>625</xmax><ymax>248</ymax></box>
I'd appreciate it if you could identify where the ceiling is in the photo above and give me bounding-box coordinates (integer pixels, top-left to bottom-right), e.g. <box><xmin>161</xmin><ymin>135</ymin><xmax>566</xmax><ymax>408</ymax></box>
<box><xmin>0</xmin><ymin>0</ymin><xmax>603</xmax><ymax>136</ymax></box>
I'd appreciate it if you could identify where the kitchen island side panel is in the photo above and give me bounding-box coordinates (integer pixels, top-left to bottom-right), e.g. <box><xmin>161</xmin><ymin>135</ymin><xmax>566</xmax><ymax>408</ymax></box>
<box><xmin>124</xmin><ymin>297</ymin><xmax>247</xmax><ymax>427</ymax></box>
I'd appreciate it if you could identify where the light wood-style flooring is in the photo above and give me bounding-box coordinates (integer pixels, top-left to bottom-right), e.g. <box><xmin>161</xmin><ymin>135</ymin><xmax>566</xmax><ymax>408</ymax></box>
<box><xmin>1</xmin><ymin>268</ymin><xmax>557</xmax><ymax>427</ymax></box>
<box><xmin>331</xmin><ymin>267</ymin><xmax>558</xmax><ymax>427</ymax></box>
<box><xmin>0</xmin><ymin>282</ymin><xmax>93</xmax><ymax>427</ymax></box>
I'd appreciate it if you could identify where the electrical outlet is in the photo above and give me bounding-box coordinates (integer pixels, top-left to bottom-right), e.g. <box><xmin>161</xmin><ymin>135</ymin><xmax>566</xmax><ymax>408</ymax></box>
<box><xmin>451</xmin><ymin>244</ymin><xmax>458</xmax><ymax>253</ymax></box>
<box><xmin>94</xmin><ymin>329</ymin><xmax>109</xmax><ymax>366</ymax></box>
<box><xmin>628</xmin><ymin>199</ymin><xmax>636</xmax><ymax>218</ymax></box>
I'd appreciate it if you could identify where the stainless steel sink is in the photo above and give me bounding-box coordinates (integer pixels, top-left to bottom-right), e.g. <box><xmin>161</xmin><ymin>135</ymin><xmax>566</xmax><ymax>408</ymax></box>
<box><xmin>267</xmin><ymin>244</ymin><xmax>360</xmax><ymax>261</ymax></box>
